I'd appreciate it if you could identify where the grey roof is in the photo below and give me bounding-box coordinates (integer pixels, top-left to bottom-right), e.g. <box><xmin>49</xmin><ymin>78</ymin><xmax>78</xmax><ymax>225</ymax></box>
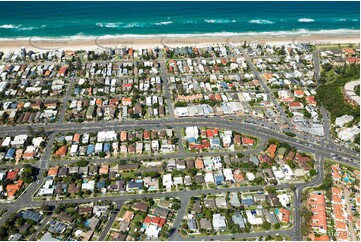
<box><xmin>267</xmin><ymin>193</ymin><xmax>281</xmax><ymax>206</ymax></box>
<box><xmin>41</xmin><ymin>232</ymin><xmax>59</xmax><ymax>241</ymax></box>
<box><xmin>57</xmin><ymin>167</ymin><xmax>68</xmax><ymax>176</ymax></box>
<box><xmin>88</xmin><ymin>217</ymin><xmax>100</xmax><ymax>230</ymax></box>
<box><xmin>48</xmin><ymin>221</ymin><xmax>67</xmax><ymax>234</ymax></box>
<box><xmin>200</xmin><ymin>218</ymin><xmax>212</xmax><ymax>229</ymax></box>
<box><xmin>10</xmin><ymin>233</ymin><xmax>22</xmax><ymax>241</ymax></box>
<box><xmin>192</xmin><ymin>200</ymin><xmax>202</xmax><ymax>213</ymax></box>
<box><xmin>249</xmin><ymin>155</ymin><xmax>260</xmax><ymax>165</ymax></box>
<box><xmin>253</xmin><ymin>193</ymin><xmax>266</xmax><ymax>201</ymax></box>
<box><xmin>229</xmin><ymin>192</ymin><xmax>241</xmax><ymax>207</ymax></box>
<box><xmin>20</xmin><ymin>210</ymin><xmax>43</xmax><ymax>223</ymax></box>
<box><xmin>79</xmin><ymin>166</ymin><xmax>89</xmax><ymax>174</ymax></box>
<box><xmin>194</xmin><ymin>175</ymin><xmax>204</xmax><ymax>183</ymax></box>
<box><xmin>204</xmin><ymin>199</ymin><xmax>216</xmax><ymax>209</ymax></box>
<box><xmin>153</xmin><ymin>206</ymin><xmax>169</xmax><ymax>218</ymax></box>
<box><xmin>232</xmin><ymin>212</ymin><xmax>246</xmax><ymax>229</ymax></box>
<box><xmin>68</xmin><ymin>166</ymin><xmax>79</xmax><ymax>174</ymax></box>
<box><xmin>241</xmin><ymin>196</ymin><xmax>255</xmax><ymax>206</ymax></box>
<box><xmin>267</xmin><ymin>212</ymin><xmax>279</xmax><ymax>224</ymax></box>
<box><xmin>187</xmin><ymin>217</ymin><xmax>197</xmax><ymax>231</ymax></box>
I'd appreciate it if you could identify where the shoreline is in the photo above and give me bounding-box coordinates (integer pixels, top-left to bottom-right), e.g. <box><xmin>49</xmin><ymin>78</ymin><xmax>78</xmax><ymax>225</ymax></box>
<box><xmin>0</xmin><ymin>33</ymin><xmax>359</xmax><ymax>53</ymax></box>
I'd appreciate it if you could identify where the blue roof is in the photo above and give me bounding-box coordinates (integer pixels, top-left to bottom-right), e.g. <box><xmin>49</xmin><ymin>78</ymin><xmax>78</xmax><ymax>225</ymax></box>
<box><xmin>74</xmin><ymin>88</ymin><xmax>80</xmax><ymax>95</ymax></box>
<box><xmin>211</xmin><ymin>138</ymin><xmax>221</xmax><ymax>145</ymax></box>
<box><xmin>5</xmin><ymin>148</ymin><xmax>15</xmax><ymax>158</ymax></box>
<box><xmin>186</xmin><ymin>137</ymin><xmax>197</xmax><ymax>144</ymax></box>
<box><xmin>214</xmin><ymin>174</ymin><xmax>224</xmax><ymax>182</ymax></box>
<box><xmin>128</xmin><ymin>181</ymin><xmax>143</xmax><ymax>189</ymax></box>
<box><xmin>222</xmin><ymin>82</ymin><xmax>228</xmax><ymax>89</ymax></box>
<box><xmin>87</xmin><ymin>144</ymin><xmax>95</xmax><ymax>155</ymax></box>
<box><xmin>242</xmin><ymin>198</ymin><xmax>255</xmax><ymax>206</ymax></box>
<box><xmin>20</xmin><ymin>210</ymin><xmax>43</xmax><ymax>223</ymax></box>
<box><xmin>96</xmin><ymin>180</ymin><xmax>106</xmax><ymax>189</ymax></box>
<box><xmin>103</xmin><ymin>143</ymin><xmax>111</xmax><ymax>152</ymax></box>
<box><xmin>214</xmin><ymin>174</ymin><xmax>224</xmax><ymax>185</ymax></box>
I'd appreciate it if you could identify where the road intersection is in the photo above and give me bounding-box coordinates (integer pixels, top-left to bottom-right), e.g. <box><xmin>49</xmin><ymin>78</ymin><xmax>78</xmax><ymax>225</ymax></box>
<box><xmin>0</xmin><ymin>47</ymin><xmax>358</xmax><ymax>241</ymax></box>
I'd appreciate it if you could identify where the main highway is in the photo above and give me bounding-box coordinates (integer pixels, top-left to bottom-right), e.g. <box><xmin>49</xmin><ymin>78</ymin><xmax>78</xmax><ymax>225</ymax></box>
<box><xmin>0</xmin><ymin>46</ymin><xmax>358</xmax><ymax>241</ymax></box>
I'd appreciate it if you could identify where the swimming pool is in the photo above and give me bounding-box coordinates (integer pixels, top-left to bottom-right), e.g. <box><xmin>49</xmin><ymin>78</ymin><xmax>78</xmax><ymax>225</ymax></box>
<box><xmin>275</xmin><ymin>208</ymin><xmax>280</xmax><ymax>215</ymax></box>
<box><xmin>84</xmin><ymin>219</ymin><xmax>90</xmax><ymax>227</ymax></box>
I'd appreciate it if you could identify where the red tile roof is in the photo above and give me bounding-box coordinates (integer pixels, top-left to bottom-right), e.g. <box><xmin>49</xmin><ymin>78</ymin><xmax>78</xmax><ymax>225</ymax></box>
<box><xmin>6</xmin><ymin>180</ymin><xmax>23</xmax><ymax>197</ymax></box>
<box><xmin>143</xmin><ymin>216</ymin><xmax>166</xmax><ymax>227</ymax></box>
<box><xmin>242</xmin><ymin>137</ymin><xmax>254</xmax><ymax>146</ymax></box>
<box><xmin>6</xmin><ymin>169</ymin><xmax>19</xmax><ymax>180</ymax></box>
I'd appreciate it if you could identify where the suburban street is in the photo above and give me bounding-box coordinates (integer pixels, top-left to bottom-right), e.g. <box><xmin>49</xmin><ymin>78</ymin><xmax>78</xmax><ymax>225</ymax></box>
<box><xmin>0</xmin><ymin>43</ymin><xmax>358</xmax><ymax>242</ymax></box>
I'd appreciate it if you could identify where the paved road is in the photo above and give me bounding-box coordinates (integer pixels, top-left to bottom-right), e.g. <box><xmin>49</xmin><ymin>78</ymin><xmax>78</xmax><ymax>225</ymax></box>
<box><xmin>46</xmin><ymin>118</ymin><xmax>358</xmax><ymax>167</ymax></box>
<box><xmin>177</xmin><ymin>229</ymin><xmax>294</xmax><ymax>241</ymax></box>
<box><xmin>0</xmin><ymin>47</ymin><xmax>357</xmax><ymax>242</ymax></box>
<box><xmin>0</xmin><ymin>133</ymin><xmax>56</xmax><ymax>225</ymax></box>
<box><xmin>29</xmin><ymin>213</ymin><xmax>52</xmax><ymax>241</ymax></box>
<box><xmin>344</xmin><ymin>189</ymin><xmax>357</xmax><ymax>241</ymax></box>
<box><xmin>1</xmin><ymin>183</ymin><xmax>293</xmax><ymax>210</ymax></box>
<box><xmin>159</xmin><ymin>52</ymin><xmax>174</xmax><ymax>120</ymax></box>
<box><xmin>313</xmin><ymin>50</ymin><xmax>321</xmax><ymax>84</ymax></box>
<box><xmin>98</xmin><ymin>201</ymin><xmax>123</xmax><ymax>241</ymax></box>
<box><xmin>50</xmin><ymin>142</ymin><xmax>263</xmax><ymax>166</ymax></box>
<box><xmin>292</xmin><ymin>155</ymin><xmax>325</xmax><ymax>241</ymax></box>
<box><xmin>57</xmin><ymin>77</ymin><xmax>76</xmax><ymax>124</ymax></box>
<box><xmin>169</xmin><ymin>196</ymin><xmax>190</xmax><ymax>241</ymax></box>
<box><xmin>233</xmin><ymin>45</ymin><xmax>293</xmax><ymax>129</ymax></box>
<box><xmin>0</xmin><ymin>117</ymin><xmax>358</xmax><ymax>160</ymax></box>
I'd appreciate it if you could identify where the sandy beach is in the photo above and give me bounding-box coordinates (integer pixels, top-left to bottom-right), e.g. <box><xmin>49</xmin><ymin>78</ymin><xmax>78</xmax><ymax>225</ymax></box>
<box><xmin>0</xmin><ymin>33</ymin><xmax>359</xmax><ymax>53</ymax></box>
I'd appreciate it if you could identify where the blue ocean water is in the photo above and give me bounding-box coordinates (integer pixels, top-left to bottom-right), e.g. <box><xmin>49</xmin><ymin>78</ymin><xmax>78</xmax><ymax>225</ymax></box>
<box><xmin>0</xmin><ymin>1</ymin><xmax>359</xmax><ymax>39</ymax></box>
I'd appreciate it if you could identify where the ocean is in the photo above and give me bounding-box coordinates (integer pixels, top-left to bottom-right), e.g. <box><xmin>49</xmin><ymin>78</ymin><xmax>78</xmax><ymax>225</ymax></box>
<box><xmin>0</xmin><ymin>1</ymin><xmax>359</xmax><ymax>40</ymax></box>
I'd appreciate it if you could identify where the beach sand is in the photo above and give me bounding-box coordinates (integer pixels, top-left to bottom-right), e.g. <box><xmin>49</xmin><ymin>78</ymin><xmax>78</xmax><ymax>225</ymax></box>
<box><xmin>0</xmin><ymin>33</ymin><xmax>359</xmax><ymax>53</ymax></box>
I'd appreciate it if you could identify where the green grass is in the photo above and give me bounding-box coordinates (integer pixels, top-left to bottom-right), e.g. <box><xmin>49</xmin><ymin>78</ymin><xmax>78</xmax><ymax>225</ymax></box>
<box><xmin>133</xmin><ymin>214</ymin><xmax>144</xmax><ymax>223</ymax></box>
<box><xmin>120</xmin><ymin>172</ymin><xmax>136</xmax><ymax>179</ymax></box>
<box><xmin>317</xmin><ymin>64</ymin><xmax>360</xmax><ymax>124</ymax></box>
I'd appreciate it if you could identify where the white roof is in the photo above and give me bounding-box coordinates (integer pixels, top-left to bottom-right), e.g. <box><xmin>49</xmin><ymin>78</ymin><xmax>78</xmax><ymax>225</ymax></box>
<box><xmin>338</xmin><ymin>126</ymin><xmax>360</xmax><ymax>141</ymax></box>
<box><xmin>32</xmin><ymin>137</ymin><xmax>44</xmax><ymax>147</ymax></box>
<box><xmin>223</xmin><ymin>168</ymin><xmax>234</xmax><ymax>181</ymax></box>
<box><xmin>145</xmin><ymin>224</ymin><xmax>160</xmax><ymax>238</ymax></box>
<box><xmin>212</xmin><ymin>214</ymin><xmax>226</xmax><ymax>229</ymax></box>
<box><xmin>205</xmin><ymin>173</ymin><xmax>215</xmax><ymax>183</ymax></box>
<box><xmin>70</xmin><ymin>144</ymin><xmax>78</xmax><ymax>153</ymax></box>
<box><xmin>335</xmin><ymin>115</ymin><xmax>354</xmax><ymax>127</ymax></box>
<box><xmin>246</xmin><ymin>172</ymin><xmax>255</xmax><ymax>181</ymax></box>
<box><xmin>173</xmin><ymin>177</ymin><xmax>183</xmax><ymax>185</ymax></box>
<box><xmin>82</xmin><ymin>180</ymin><xmax>95</xmax><ymax>190</ymax></box>
<box><xmin>277</xmin><ymin>194</ymin><xmax>290</xmax><ymax>207</ymax></box>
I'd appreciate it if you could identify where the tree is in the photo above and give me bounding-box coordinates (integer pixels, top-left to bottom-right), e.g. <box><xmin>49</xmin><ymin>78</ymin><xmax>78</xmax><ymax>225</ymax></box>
<box><xmin>284</xmin><ymin>131</ymin><xmax>296</xmax><ymax>137</ymax></box>
<box><xmin>273</xmin><ymin>223</ymin><xmax>281</xmax><ymax>230</ymax></box>
<box><xmin>76</xmin><ymin>159</ymin><xmax>88</xmax><ymax>167</ymax></box>
<box><xmin>301</xmin><ymin>208</ymin><xmax>313</xmax><ymax>236</ymax></box>
<box><xmin>309</xmin><ymin>169</ymin><xmax>317</xmax><ymax>177</ymax></box>
<box><xmin>237</xmin><ymin>153</ymin><xmax>245</xmax><ymax>158</ymax></box>
<box><xmin>41</xmin><ymin>204</ymin><xmax>52</xmax><ymax>215</ymax></box>
<box><xmin>265</xmin><ymin>186</ymin><xmax>276</xmax><ymax>193</ymax></box>
<box><xmin>174</xmin><ymin>101</ymin><xmax>188</xmax><ymax>108</ymax></box>
<box><xmin>181</xmin><ymin>223</ymin><xmax>188</xmax><ymax>230</ymax></box>
<box><xmin>27</xmin><ymin>125</ymin><xmax>35</xmax><ymax>136</ymax></box>
<box><xmin>262</xmin><ymin>221</ymin><xmax>271</xmax><ymax>230</ymax></box>
<box><xmin>99</xmin><ymin>152</ymin><xmax>106</xmax><ymax>158</ymax></box>
<box><xmin>287</xmin><ymin>160</ymin><xmax>296</xmax><ymax>169</ymax></box>
<box><xmin>203</xmin><ymin>208</ymin><xmax>213</xmax><ymax>219</ymax></box>
<box><xmin>303</xmin><ymin>109</ymin><xmax>312</xmax><ymax>119</ymax></box>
